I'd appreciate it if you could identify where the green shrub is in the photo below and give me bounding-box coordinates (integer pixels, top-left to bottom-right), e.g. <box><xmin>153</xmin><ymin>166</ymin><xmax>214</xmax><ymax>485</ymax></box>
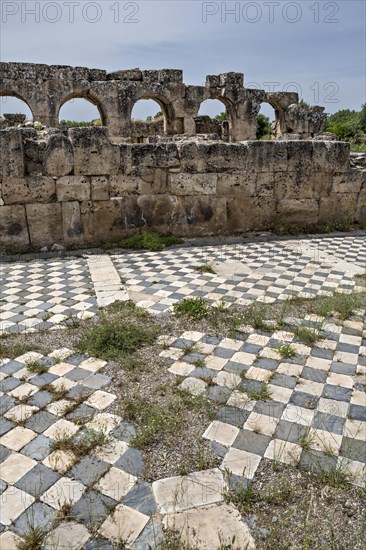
<box><xmin>173</xmin><ymin>297</ymin><xmax>211</xmax><ymax>321</ymax></box>
<box><xmin>118</xmin><ymin>231</ymin><xmax>183</xmax><ymax>251</ymax></box>
<box><xmin>77</xmin><ymin>320</ymin><xmax>157</xmax><ymax>360</ymax></box>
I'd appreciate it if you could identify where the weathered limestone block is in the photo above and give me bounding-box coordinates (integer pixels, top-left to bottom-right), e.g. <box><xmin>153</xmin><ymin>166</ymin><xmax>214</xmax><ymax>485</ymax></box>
<box><xmin>56</xmin><ymin>176</ymin><xmax>91</xmax><ymax>202</ymax></box>
<box><xmin>312</xmin><ymin>141</ymin><xmax>350</xmax><ymax>173</ymax></box>
<box><xmin>43</xmin><ymin>134</ymin><xmax>73</xmax><ymax>176</ymax></box>
<box><xmin>168</xmin><ymin>173</ymin><xmax>217</xmax><ymax>195</ymax></box>
<box><xmin>0</xmin><ymin>129</ymin><xmax>24</xmax><ymax>180</ymax></box>
<box><xmin>183</xmin><ymin>197</ymin><xmax>227</xmax><ymax>235</ymax></box>
<box><xmin>318</xmin><ymin>193</ymin><xmax>358</xmax><ymax>225</ymax></box>
<box><xmin>331</xmin><ymin>170</ymin><xmax>363</xmax><ymax>194</ymax></box>
<box><xmin>355</xmin><ymin>179</ymin><xmax>366</xmax><ymax>224</ymax></box>
<box><xmin>62</xmin><ymin>202</ymin><xmax>83</xmax><ymax>244</ymax></box>
<box><xmin>91</xmin><ymin>176</ymin><xmax>110</xmax><ymax>201</ymax></box>
<box><xmin>109</xmin><ymin>175</ymin><xmax>140</xmax><ymax>197</ymax></box>
<box><xmin>26</xmin><ymin>203</ymin><xmax>63</xmax><ymax>245</ymax></box>
<box><xmin>0</xmin><ymin>205</ymin><xmax>29</xmax><ymax>248</ymax></box>
<box><xmin>179</xmin><ymin>142</ymin><xmax>248</xmax><ymax>173</ymax></box>
<box><xmin>256</xmin><ymin>172</ymin><xmax>275</xmax><ymax>197</ymax></box>
<box><xmin>227</xmin><ymin>196</ymin><xmax>275</xmax><ymax>232</ymax></box>
<box><xmin>216</xmin><ymin>172</ymin><xmax>256</xmax><ymax>197</ymax></box>
<box><xmin>246</xmin><ymin>141</ymin><xmax>287</xmax><ymax>173</ymax></box>
<box><xmin>138</xmin><ymin>168</ymin><xmax>168</xmax><ymax>194</ymax></box>
<box><xmin>276</xmin><ymin>198</ymin><xmax>319</xmax><ymax>226</ymax></box>
<box><xmin>129</xmin><ymin>144</ymin><xmax>180</xmax><ymax>171</ymax></box>
<box><xmin>274</xmin><ymin>172</ymin><xmax>313</xmax><ymax>200</ymax></box>
<box><xmin>137</xmin><ymin>195</ymin><xmax>186</xmax><ymax>229</ymax></box>
<box><xmin>69</xmin><ymin>127</ymin><xmax>120</xmax><ymax>175</ymax></box>
<box><xmin>2</xmin><ymin>176</ymin><xmax>56</xmax><ymax>204</ymax></box>
<box><xmin>25</xmin><ymin>138</ymin><xmax>46</xmax><ymax>174</ymax></box>
<box><xmin>81</xmin><ymin>198</ymin><xmax>144</xmax><ymax>242</ymax></box>
<box><xmin>286</xmin><ymin>141</ymin><xmax>313</xmax><ymax>172</ymax></box>
<box><xmin>312</xmin><ymin>172</ymin><xmax>333</xmax><ymax>198</ymax></box>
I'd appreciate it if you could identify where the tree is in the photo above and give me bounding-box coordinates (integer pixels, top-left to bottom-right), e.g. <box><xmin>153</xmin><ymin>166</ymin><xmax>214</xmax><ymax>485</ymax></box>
<box><xmin>215</xmin><ymin>111</ymin><xmax>227</xmax><ymax>122</ymax></box>
<box><xmin>256</xmin><ymin>114</ymin><xmax>271</xmax><ymax>139</ymax></box>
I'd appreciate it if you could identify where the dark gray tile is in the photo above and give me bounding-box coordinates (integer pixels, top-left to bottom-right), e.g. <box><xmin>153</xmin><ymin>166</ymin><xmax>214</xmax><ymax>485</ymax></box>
<box><xmin>0</xmin><ymin>444</ymin><xmax>11</xmax><ymax>463</ymax></box>
<box><xmin>213</xmin><ymin>347</ymin><xmax>235</xmax><ymax>359</ymax></box>
<box><xmin>66</xmin><ymin>384</ymin><xmax>94</xmax><ymax>400</ymax></box>
<box><xmin>299</xmin><ymin>449</ymin><xmax>338</xmax><ymax>474</ymax></box>
<box><xmin>189</xmin><ymin>367</ymin><xmax>215</xmax><ymax>380</ymax></box>
<box><xmin>348</xmin><ymin>404</ymin><xmax>366</xmax><ymax>422</ymax></box>
<box><xmin>0</xmin><ymin>377</ymin><xmax>21</xmax><ymax>392</ymax></box>
<box><xmin>69</xmin><ymin>456</ymin><xmax>110</xmax><ymax>486</ymax></box>
<box><xmin>254</xmin><ymin>401</ymin><xmax>286</xmax><ymax>418</ymax></box>
<box><xmin>300</xmin><ymin>367</ymin><xmax>327</xmax><ymax>384</ymax></box>
<box><xmin>28</xmin><ymin>390</ymin><xmax>54</xmax><ymax>408</ymax></box>
<box><xmin>254</xmin><ymin>358</ymin><xmax>279</xmax><ymax>371</ymax></box>
<box><xmin>31</xmin><ymin>373</ymin><xmax>58</xmax><ymax>387</ymax></box>
<box><xmin>66</xmin><ymin>404</ymin><xmax>96</xmax><ymax>422</ymax></box>
<box><xmin>310</xmin><ymin>348</ymin><xmax>333</xmax><ymax>360</ymax></box>
<box><xmin>115</xmin><ymin>448</ymin><xmax>145</xmax><ymax>477</ymax></box>
<box><xmin>238</xmin><ymin>379</ymin><xmax>264</xmax><ymax>394</ymax></box>
<box><xmin>275</xmin><ymin>420</ymin><xmax>308</xmax><ymax>443</ymax></box>
<box><xmin>111</xmin><ymin>421</ymin><xmax>136</xmax><ymax>443</ymax></box>
<box><xmin>339</xmin><ymin>437</ymin><xmax>366</xmax><ymax>463</ymax></box>
<box><xmin>216</xmin><ymin>406</ymin><xmax>250</xmax><ymax>427</ymax></box>
<box><xmin>15</xmin><ymin>464</ymin><xmax>60</xmax><ymax>497</ymax></box>
<box><xmin>322</xmin><ymin>385</ymin><xmax>352</xmax><ymax>402</ymax></box>
<box><xmin>22</xmin><ymin>435</ymin><xmax>52</xmax><ymax>461</ymax></box>
<box><xmin>63</xmin><ymin>354</ymin><xmax>90</xmax><ymax>366</ymax></box>
<box><xmin>0</xmin><ymin>360</ymin><xmax>24</xmax><ymax>375</ymax></box>
<box><xmin>270</xmin><ymin>373</ymin><xmax>297</xmax><ymax>389</ymax></box>
<box><xmin>0</xmin><ymin>395</ymin><xmax>16</xmax><ymax>414</ymax></box>
<box><xmin>80</xmin><ymin>374</ymin><xmax>111</xmax><ymax>390</ymax></box>
<box><xmin>72</xmin><ymin>490</ymin><xmax>115</xmax><ymax>525</ymax></box>
<box><xmin>123</xmin><ymin>482</ymin><xmax>157</xmax><ymax>516</ymax></box>
<box><xmin>25</xmin><ymin>411</ymin><xmax>58</xmax><ymax>434</ymax></box>
<box><xmin>312</xmin><ymin>411</ymin><xmax>345</xmax><ymax>435</ymax></box>
<box><xmin>12</xmin><ymin>502</ymin><xmax>57</xmax><ymax>536</ymax></box>
<box><xmin>64</xmin><ymin>367</ymin><xmax>92</xmax><ymax>382</ymax></box>
<box><xmin>0</xmin><ymin>417</ymin><xmax>14</xmax><ymax>436</ymax></box>
<box><xmin>290</xmin><ymin>391</ymin><xmax>319</xmax><ymax>409</ymax></box>
<box><xmin>206</xmin><ymin>385</ymin><xmax>232</xmax><ymax>403</ymax></box>
<box><xmin>224</xmin><ymin>362</ymin><xmax>249</xmax><ymax>376</ymax></box>
<box><xmin>329</xmin><ymin>362</ymin><xmax>356</xmax><ymax>376</ymax></box>
<box><xmin>233</xmin><ymin>429</ymin><xmax>271</xmax><ymax>456</ymax></box>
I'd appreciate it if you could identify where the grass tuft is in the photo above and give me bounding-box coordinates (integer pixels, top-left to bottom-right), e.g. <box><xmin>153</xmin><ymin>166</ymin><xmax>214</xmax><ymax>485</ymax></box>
<box><xmin>118</xmin><ymin>231</ymin><xmax>183</xmax><ymax>252</ymax></box>
<box><xmin>77</xmin><ymin>319</ymin><xmax>158</xmax><ymax>360</ymax></box>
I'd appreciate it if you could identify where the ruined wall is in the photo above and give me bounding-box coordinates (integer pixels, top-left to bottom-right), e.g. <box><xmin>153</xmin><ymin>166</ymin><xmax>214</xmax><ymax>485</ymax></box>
<box><xmin>0</xmin><ymin>62</ymin><xmax>327</xmax><ymax>141</ymax></box>
<box><xmin>1</xmin><ymin>127</ymin><xmax>364</xmax><ymax>252</ymax></box>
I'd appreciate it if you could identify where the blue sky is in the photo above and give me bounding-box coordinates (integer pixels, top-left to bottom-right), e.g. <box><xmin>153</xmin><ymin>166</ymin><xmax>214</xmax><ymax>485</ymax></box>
<box><xmin>1</xmin><ymin>0</ymin><xmax>365</xmax><ymax>121</ymax></box>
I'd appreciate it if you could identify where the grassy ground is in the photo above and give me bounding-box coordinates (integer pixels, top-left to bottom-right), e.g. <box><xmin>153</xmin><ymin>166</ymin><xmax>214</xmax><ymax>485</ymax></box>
<box><xmin>225</xmin><ymin>459</ymin><xmax>366</xmax><ymax>549</ymax></box>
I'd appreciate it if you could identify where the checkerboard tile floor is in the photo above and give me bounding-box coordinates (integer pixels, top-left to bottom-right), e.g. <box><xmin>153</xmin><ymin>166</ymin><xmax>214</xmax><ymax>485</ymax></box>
<box><xmin>0</xmin><ymin>258</ymin><xmax>98</xmax><ymax>334</ymax></box>
<box><xmin>0</xmin><ymin>349</ymin><xmax>161</xmax><ymax>548</ymax></box>
<box><xmin>159</xmin><ymin>317</ymin><xmax>366</xmax><ymax>488</ymax></box>
<box><xmin>110</xmin><ymin>234</ymin><xmax>365</xmax><ymax>314</ymax></box>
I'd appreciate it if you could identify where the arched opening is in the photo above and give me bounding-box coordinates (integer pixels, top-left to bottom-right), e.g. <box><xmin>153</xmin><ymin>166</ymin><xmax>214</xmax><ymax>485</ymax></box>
<box><xmin>195</xmin><ymin>99</ymin><xmax>230</xmax><ymax>140</ymax></box>
<box><xmin>58</xmin><ymin>97</ymin><xmax>105</xmax><ymax>128</ymax></box>
<box><xmin>256</xmin><ymin>102</ymin><xmax>280</xmax><ymax>139</ymax></box>
<box><xmin>130</xmin><ymin>98</ymin><xmax>167</xmax><ymax>143</ymax></box>
<box><xmin>0</xmin><ymin>94</ymin><xmax>33</xmax><ymax>127</ymax></box>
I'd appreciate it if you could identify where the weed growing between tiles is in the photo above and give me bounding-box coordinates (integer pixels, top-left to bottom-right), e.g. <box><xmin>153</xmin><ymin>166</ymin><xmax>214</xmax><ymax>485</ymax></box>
<box><xmin>223</xmin><ymin>459</ymin><xmax>366</xmax><ymax>549</ymax></box>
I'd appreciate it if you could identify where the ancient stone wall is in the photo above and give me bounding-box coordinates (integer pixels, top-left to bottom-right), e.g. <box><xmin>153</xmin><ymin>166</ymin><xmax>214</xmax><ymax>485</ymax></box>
<box><xmin>1</xmin><ymin>127</ymin><xmax>365</xmax><ymax>252</ymax></box>
<box><xmin>0</xmin><ymin>62</ymin><xmax>327</xmax><ymax>141</ymax></box>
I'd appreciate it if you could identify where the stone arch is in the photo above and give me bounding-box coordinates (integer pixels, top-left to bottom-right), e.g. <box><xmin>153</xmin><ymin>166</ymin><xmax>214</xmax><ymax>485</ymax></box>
<box><xmin>0</xmin><ymin>90</ymin><xmax>35</xmax><ymax>121</ymax></box>
<box><xmin>56</xmin><ymin>92</ymin><xmax>107</xmax><ymax>127</ymax></box>
<box><xmin>198</xmin><ymin>95</ymin><xmax>236</xmax><ymax>141</ymax></box>
<box><xmin>130</xmin><ymin>93</ymin><xmax>175</xmax><ymax>135</ymax></box>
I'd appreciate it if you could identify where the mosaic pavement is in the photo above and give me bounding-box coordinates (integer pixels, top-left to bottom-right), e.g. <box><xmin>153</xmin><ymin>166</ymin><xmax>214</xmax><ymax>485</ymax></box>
<box><xmin>110</xmin><ymin>234</ymin><xmax>365</xmax><ymax>314</ymax></box>
<box><xmin>0</xmin><ymin>232</ymin><xmax>365</xmax><ymax>548</ymax></box>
